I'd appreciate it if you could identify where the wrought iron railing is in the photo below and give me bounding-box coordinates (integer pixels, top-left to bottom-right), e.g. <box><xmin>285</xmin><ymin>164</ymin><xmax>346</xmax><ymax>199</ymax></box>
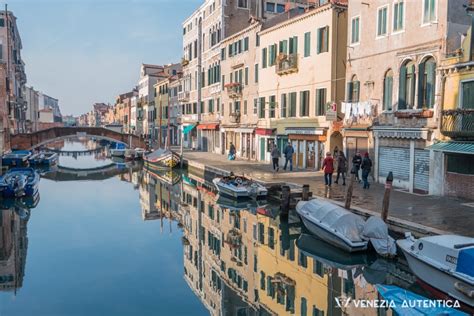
<box><xmin>225</xmin><ymin>83</ymin><xmax>242</xmax><ymax>99</ymax></box>
<box><xmin>441</xmin><ymin>109</ymin><xmax>474</xmax><ymax>139</ymax></box>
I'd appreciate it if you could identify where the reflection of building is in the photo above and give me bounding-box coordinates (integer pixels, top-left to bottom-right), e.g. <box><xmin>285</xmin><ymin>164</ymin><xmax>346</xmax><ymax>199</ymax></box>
<box><xmin>0</xmin><ymin>209</ymin><xmax>28</xmax><ymax>292</ymax></box>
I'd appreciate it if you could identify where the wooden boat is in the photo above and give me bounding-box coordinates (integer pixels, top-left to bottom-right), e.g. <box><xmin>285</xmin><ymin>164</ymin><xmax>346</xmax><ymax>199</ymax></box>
<box><xmin>398</xmin><ymin>233</ymin><xmax>474</xmax><ymax>308</ymax></box>
<box><xmin>144</xmin><ymin>148</ymin><xmax>180</xmax><ymax>170</ymax></box>
<box><xmin>110</xmin><ymin>143</ymin><xmax>126</xmax><ymax>157</ymax></box>
<box><xmin>0</xmin><ymin>168</ymin><xmax>40</xmax><ymax>198</ymax></box>
<box><xmin>212</xmin><ymin>175</ymin><xmax>267</xmax><ymax>199</ymax></box>
<box><xmin>2</xmin><ymin>150</ymin><xmax>31</xmax><ymax>167</ymax></box>
<box><xmin>28</xmin><ymin>152</ymin><xmax>58</xmax><ymax>166</ymax></box>
<box><xmin>376</xmin><ymin>285</ymin><xmax>467</xmax><ymax>315</ymax></box>
<box><xmin>144</xmin><ymin>167</ymin><xmax>182</xmax><ymax>186</ymax></box>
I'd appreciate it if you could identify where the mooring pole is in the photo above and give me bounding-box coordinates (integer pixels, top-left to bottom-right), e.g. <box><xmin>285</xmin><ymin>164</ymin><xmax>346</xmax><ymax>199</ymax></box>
<box><xmin>281</xmin><ymin>185</ymin><xmax>291</xmax><ymax>216</ymax></box>
<box><xmin>344</xmin><ymin>166</ymin><xmax>356</xmax><ymax>209</ymax></box>
<box><xmin>302</xmin><ymin>184</ymin><xmax>310</xmax><ymax>201</ymax></box>
<box><xmin>381</xmin><ymin>172</ymin><xmax>394</xmax><ymax>223</ymax></box>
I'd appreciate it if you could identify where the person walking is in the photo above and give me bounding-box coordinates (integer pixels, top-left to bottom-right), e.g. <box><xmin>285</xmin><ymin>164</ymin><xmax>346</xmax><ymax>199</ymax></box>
<box><xmin>271</xmin><ymin>144</ymin><xmax>280</xmax><ymax>172</ymax></box>
<box><xmin>361</xmin><ymin>152</ymin><xmax>373</xmax><ymax>189</ymax></box>
<box><xmin>335</xmin><ymin>150</ymin><xmax>347</xmax><ymax>185</ymax></box>
<box><xmin>352</xmin><ymin>151</ymin><xmax>362</xmax><ymax>182</ymax></box>
<box><xmin>228</xmin><ymin>142</ymin><xmax>236</xmax><ymax>160</ymax></box>
<box><xmin>283</xmin><ymin>142</ymin><xmax>294</xmax><ymax>171</ymax></box>
<box><xmin>322</xmin><ymin>152</ymin><xmax>334</xmax><ymax>186</ymax></box>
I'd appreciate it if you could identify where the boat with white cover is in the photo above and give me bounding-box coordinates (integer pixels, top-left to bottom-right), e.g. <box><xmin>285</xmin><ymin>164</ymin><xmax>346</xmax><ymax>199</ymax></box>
<box><xmin>212</xmin><ymin>176</ymin><xmax>267</xmax><ymax>199</ymax></box>
<box><xmin>397</xmin><ymin>233</ymin><xmax>474</xmax><ymax>308</ymax></box>
<box><xmin>296</xmin><ymin>199</ymin><xmax>396</xmax><ymax>255</ymax></box>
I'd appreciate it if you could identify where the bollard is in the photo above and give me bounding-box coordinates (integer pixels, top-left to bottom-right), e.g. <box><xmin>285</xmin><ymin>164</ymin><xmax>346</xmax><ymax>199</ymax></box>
<box><xmin>381</xmin><ymin>172</ymin><xmax>394</xmax><ymax>223</ymax></box>
<box><xmin>302</xmin><ymin>184</ymin><xmax>310</xmax><ymax>201</ymax></box>
<box><xmin>281</xmin><ymin>185</ymin><xmax>291</xmax><ymax>216</ymax></box>
<box><xmin>344</xmin><ymin>166</ymin><xmax>357</xmax><ymax>209</ymax></box>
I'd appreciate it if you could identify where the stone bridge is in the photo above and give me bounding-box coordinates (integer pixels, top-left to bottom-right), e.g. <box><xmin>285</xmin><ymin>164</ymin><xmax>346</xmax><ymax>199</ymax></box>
<box><xmin>10</xmin><ymin>127</ymin><xmax>146</xmax><ymax>150</ymax></box>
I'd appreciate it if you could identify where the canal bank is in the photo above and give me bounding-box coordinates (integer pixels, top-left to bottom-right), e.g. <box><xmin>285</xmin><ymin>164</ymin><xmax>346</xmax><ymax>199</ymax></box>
<box><xmin>181</xmin><ymin>150</ymin><xmax>473</xmax><ymax>238</ymax></box>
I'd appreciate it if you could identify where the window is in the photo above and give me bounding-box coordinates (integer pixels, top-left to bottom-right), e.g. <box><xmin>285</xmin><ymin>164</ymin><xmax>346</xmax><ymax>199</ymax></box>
<box><xmin>254</xmin><ymin>98</ymin><xmax>258</xmax><ymax>114</ymax></box>
<box><xmin>279</xmin><ymin>39</ymin><xmax>288</xmax><ymax>54</ymax></box>
<box><xmin>304</xmin><ymin>32</ymin><xmax>311</xmax><ymax>57</ymax></box>
<box><xmin>254</xmin><ymin>64</ymin><xmax>259</xmax><ymax>83</ymax></box>
<box><xmin>316</xmin><ymin>88</ymin><xmax>326</xmax><ymax>116</ymax></box>
<box><xmin>208</xmin><ymin>99</ymin><xmax>214</xmax><ymax>113</ymax></box>
<box><xmin>351</xmin><ymin>17</ymin><xmax>360</xmax><ymax>44</ymax></box>
<box><xmin>461</xmin><ymin>80</ymin><xmax>474</xmax><ymax>109</ymax></box>
<box><xmin>313</xmin><ymin>260</ymin><xmax>324</xmax><ymax>277</ymax></box>
<box><xmin>289</xmin><ymin>92</ymin><xmax>297</xmax><ymax>117</ymax></box>
<box><xmin>259</xmin><ymin>97</ymin><xmax>266</xmax><ymax>118</ymax></box>
<box><xmin>245</xmin><ymin>67</ymin><xmax>249</xmax><ymax>85</ymax></box>
<box><xmin>418</xmin><ymin>57</ymin><xmax>436</xmax><ymax>109</ymax></box>
<box><xmin>269</xmin><ymin>44</ymin><xmax>277</xmax><ymax>66</ymax></box>
<box><xmin>281</xmin><ymin>94</ymin><xmax>287</xmax><ymax>118</ymax></box>
<box><xmin>383</xmin><ymin>70</ymin><xmax>393</xmax><ymax>111</ymax></box>
<box><xmin>447</xmin><ymin>154</ymin><xmax>474</xmax><ymax>175</ymax></box>
<box><xmin>289</xmin><ymin>36</ymin><xmax>298</xmax><ymax>54</ymax></box>
<box><xmin>300</xmin><ymin>91</ymin><xmax>310</xmax><ymax>117</ymax></box>
<box><xmin>276</xmin><ymin>4</ymin><xmax>285</xmax><ymax>13</ymax></box>
<box><xmin>377</xmin><ymin>6</ymin><xmax>388</xmax><ymax>36</ymax></box>
<box><xmin>221</xmin><ymin>48</ymin><xmax>226</xmax><ymax>60</ymax></box>
<box><xmin>268</xmin><ymin>227</ymin><xmax>275</xmax><ymax>249</ymax></box>
<box><xmin>423</xmin><ymin>0</ymin><xmax>436</xmax><ymax>23</ymax></box>
<box><xmin>238</xmin><ymin>0</ymin><xmax>248</xmax><ymax>8</ymax></box>
<box><xmin>301</xmin><ymin>298</ymin><xmax>308</xmax><ymax>316</ymax></box>
<box><xmin>269</xmin><ymin>95</ymin><xmax>276</xmax><ymax>118</ymax></box>
<box><xmin>244</xmin><ymin>37</ymin><xmax>249</xmax><ymax>51</ymax></box>
<box><xmin>317</xmin><ymin>26</ymin><xmax>329</xmax><ymax>54</ymax></box>
<box><xmin>398</xmin><ymin>61</ymin><xmax>416</xmax><ymax>109</ymax></box>
<box><xmin>312</xmin><ymin>306</ymin><xmax>324</xmax><ymax>316</ymax></box>
<box><xmin>234</xmin><ymin>100</ymin><xmax>241</xmax><ymax>113</ymax></box>
<box><xmin>393</xmin><ymin>1</ymin><xmax>404</xmax><ymax>32</ymax></box>
<box><xmin>266</xmin><ymin>2</ymin><xmax>275</xmax><ymax>12</ymax></box>
<box><xmin>244</xmin><ymin>100</ymin><xmax>248</xmax><ymax>115</ymax></box>
<box><xmin>346</xmin><ymin>75</ymin><xmax>360</xmax><ymax>102</ymax></box>
<box><xmin>262</xmin><ymin>48</ymin><xmax>267</xmax><ymax>68</ymax></box>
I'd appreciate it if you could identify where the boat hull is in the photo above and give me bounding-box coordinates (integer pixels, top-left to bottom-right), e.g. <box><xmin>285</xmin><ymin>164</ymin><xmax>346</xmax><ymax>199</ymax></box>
<box><xmin>110</xmin><ymin>149</ymin><xmax>126</xmax><ymax>157</ymax></box>
<box><xmin>398</xmin><ymin>239</ymin><xmax>474</xmax><ymax>307</ymax></box>
<box><xmin>0</xmin><ymin>168</ymin><xmax>40</xmax><ymax>198</ymax></box>
<box><xmin>299</xmin><ymin>215</ymin><xmax>368</xmax><ymax>253</ymax></box>
<box><xmin>144</xmin><ymin>151</ymin><xmax>180</xmax><ymax>169</ymax></box>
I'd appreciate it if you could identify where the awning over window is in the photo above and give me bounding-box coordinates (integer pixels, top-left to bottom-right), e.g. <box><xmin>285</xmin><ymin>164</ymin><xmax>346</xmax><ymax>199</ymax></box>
<box><xmin>426</xmin><ymin>141</ymin><xmax>474</xmax><ymax>155</ymax></box>
<box><xmin>197</xmin><ymin>123</ymin><xmax>219</xmax><ymax>130</ymax></box>
<box><xmin>182</xmin><ymin>124</ymin><xmax>196</xmax><ymax>135</ymax></box>
<box><xmin>255</xmin><ymin>128</ymin><xmax>275</xmax><ymax>136</ymax></box>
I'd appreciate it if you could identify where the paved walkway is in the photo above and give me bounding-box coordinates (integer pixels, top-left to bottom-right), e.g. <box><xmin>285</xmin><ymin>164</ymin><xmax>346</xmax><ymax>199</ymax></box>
<box><xmin>182</xmin><ymin>150</ymin><xmax>474</xmax><ymax>237</ymax></box>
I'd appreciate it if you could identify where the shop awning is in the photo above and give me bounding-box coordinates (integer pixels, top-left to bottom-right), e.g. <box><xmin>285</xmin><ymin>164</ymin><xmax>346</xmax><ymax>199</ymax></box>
<box><xmin>197</xmin><ymin>123</ymin><xmax>219</xmax><ymax>130</ymax></box>
<box><xmin>256</xmin><ymin>128</ymin><xmax>275</xmax><ymax>136</ymax></box>
<box><xmin>426</xmin><ymin>142</ymin><xmax>474</xmax><ymax>155</ymax></box>
<box><xmin>182</xmin><ymin>124</ymin><xmax>196</xmax><ymax>135</ymax></box>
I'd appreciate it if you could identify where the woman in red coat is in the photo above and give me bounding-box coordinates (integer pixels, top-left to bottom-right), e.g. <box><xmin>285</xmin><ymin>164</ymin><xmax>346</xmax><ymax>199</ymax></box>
<box><xmin>322</xmin><ymin>152</ymin><xmax>335</xmax><ymax>186</ymax></box>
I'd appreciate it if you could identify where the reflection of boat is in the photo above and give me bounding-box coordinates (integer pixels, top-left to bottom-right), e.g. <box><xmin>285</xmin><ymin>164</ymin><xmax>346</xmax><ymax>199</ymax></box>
<box><xmin>376</xmin><ymin>285</ymin><xmax>467</xmax><ymax>315</ymax></box>
<box><xmin>212</xmin><ymin>176</ymin><xmax>267</xmax><ymax>199</ymax></box>
<box><xmin>296</xmin><ymin>233</ymin><xmax>375</xmax><ymax>270</ymax></box>
<box><xmin>2</xmin><ymin>150</ymin><xmax>31</xmax><ymax>167</ymax></box>
<box><xmin>144</xmin><ymin>148</ymin><xmax>180</xmax><ymax>170</ymax></box>
<box><xmin>145</xmin><ymin>167</ymin><xmax>182</xmax><ymax>186</ymax></box>
<box><xmin>216</xmin><ymin>194</ymin><xmax>264</xmax><ymax>212</ymax></box>
<box><xmin>110</xmin><ymin>143</ymin><xmax>126</xmax><ymax>157</ymax></box>
<box><xmin>125</xmin><ymin>148</ymin><xmax>146</xmax><ymax>161</ymax></box>
<box><xmin>398</xmin><ymin>233</ymin><xmax>474</xmax><ymax>308</ymax></box>
<box><xmin>0</xmin><ymin>191</ymin><xmax>40</xmax><ymax>210</ymax></box>
<box><xmin>0</xmin><ymin>168</ymin><xmax>40</xmax><ymax>197</ymax></box>
<box><xmin>296</xmin><ymin>199</ymin><xmax>396</xmax><ymax>255</ymax></box>
<box><xmin>28</xmin><ymin>152</ymin><xmax>58</xmax><ymax>166</ymax></box>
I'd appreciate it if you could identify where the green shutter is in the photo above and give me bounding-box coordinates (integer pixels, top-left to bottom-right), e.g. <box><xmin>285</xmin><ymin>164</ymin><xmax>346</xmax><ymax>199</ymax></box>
<box><xmin>317</xmin><ymin>28</ymin><xmax>321</xmax><ymax>54</ymax></box>
<box><xmin>324</xmin><ymin>26</ymin><xmax>329</xmax><ymax>53</ymax></box>
<box><xmin>294</xmin><ymin>36</ymin><xmax>298</xmax><ymax>54</ymax></box>
<box><xmin>255</xmin><ymin>64</ymin><xmax>259</xmax><ymax>83</ymax></box>
<box><xmin>417</xmin><ymin>62</ymin><xmax>426</xmax><ymax>108</ymax></box>
<box><xmin>346</xmin><ymin>82</ymin><xmax>353</xmax><ymax>102</ymax></box>
<box><xmin>353</xmin><ymin>81</ymin><xmax>360</xmax><ymax>102</ymax></box>
<box><xmin>384</xmin><ymin>76</ymin><xmax>393</xmax><ymax>111</ymax></box>
<box><xmin>410</xmin><ymin>64</ymin><xmax>416</xmax><ymax>106</ymax></box>
<box><xmin>262</xmin><ymin>48</ymin><xmax>267</xmax><ymax>68</ymax></box>
<box><xmin>245</xmin><ymin>67</ymin><xmax>249</xmax><ymax>86</ymax></box>
<box><xmin>283</xmin><ymin>40</ymin><xmax>288</xmax><ymax>54</ymax></box>
<box><xmin>304</xmin><ymin>32</ymin><xmax>311</xmax><ymax>57</ymax></box>
<box><xmin>426</xmin><ymin>61</ymin><xmax>436</xmax><ymax>108</ymax></box>
<box><xmin>398</xmin><ymin>65</ymin><xmax>407</xmax><ymax>109</ymax></box>
<box><xmin>279</xmin><ymin>40</ymin><xmax>284</xmax><ymax>53</ymax></box>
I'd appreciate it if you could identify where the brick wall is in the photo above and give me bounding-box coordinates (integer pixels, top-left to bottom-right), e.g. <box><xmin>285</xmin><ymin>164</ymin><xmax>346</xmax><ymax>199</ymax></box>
<box><xmin>445</xmin><ymin>172</ymin><xmax>474</xmax><ymax>200</ymax></box>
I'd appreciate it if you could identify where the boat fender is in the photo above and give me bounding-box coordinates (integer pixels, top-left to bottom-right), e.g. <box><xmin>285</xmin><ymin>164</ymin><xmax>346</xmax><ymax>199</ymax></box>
<box><xmin>236</xmin><ymin>177</ymin><xmax>243</xmax><ymax>185</ymax></box>
<box><xmin>454</xmin><ymin>281</ymin><xmax>474</xmax><ymax>298</ymax></box>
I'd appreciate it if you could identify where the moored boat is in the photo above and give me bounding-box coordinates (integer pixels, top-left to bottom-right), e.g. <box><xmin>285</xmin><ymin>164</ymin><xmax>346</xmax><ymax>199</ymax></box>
<box><xmin>144</xmin><ymin>148</ymin><xmax>180</xmax><ymax>170</ymax></box>
<box><xmin>2</xmin><ymin>150</ymin><xmax>31</xmax><ymax>167</ymax></box>
<box><xmin>212</xmin><ymin>175</ymin><xmax>268</xmax><ymax>199</ymax></box>
<box><xmin>110</xmin><ymin>143</ymin><xmax>126</xmax><ymax>157</ymax></box>
<box><xmin>397</xmin><ymin>233</ymin><xmax>474</xmax><ymax>308</ymax></box>
<box><xmin>28</xmin><ymin>152</ymin><xmax>58</xmax><ymax>166</ymax></box>
<box><xmin>0</xmin><ymin>168</ymin><xmax>40</xmax><ymax>198</ymax></box>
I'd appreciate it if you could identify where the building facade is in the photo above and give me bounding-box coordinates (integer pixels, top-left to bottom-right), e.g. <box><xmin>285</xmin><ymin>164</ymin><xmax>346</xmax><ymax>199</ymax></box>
<box><xmin>24</xmin><ymin>86</ymin><xmax>39</xmax><ymax>132</ymax></box>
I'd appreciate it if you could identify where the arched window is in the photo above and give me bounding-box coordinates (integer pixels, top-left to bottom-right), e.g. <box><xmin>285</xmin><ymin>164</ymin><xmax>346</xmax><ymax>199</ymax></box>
<box><xmin>398</xmin><ymin>60</ymin><xmax>416</xmax><ymax>109</ymax></box>
<box><xmin>347</xmin><ymin>75</ymin><xmax>360</xmax><ymax>103</ymax></box>
<box><xmin>383</xmin><ymin>70</ymin><xmax>393</xmax><ymax>111</ymax></box>
<box><xmin>418</xmin><ymin>57</ymin><xmax>436</xmax><ymax>109</ymax></box>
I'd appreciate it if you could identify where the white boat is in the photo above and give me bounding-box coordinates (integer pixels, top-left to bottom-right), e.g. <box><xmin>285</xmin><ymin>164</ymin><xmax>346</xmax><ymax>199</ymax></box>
<box><xmin>398</xmin><ymin>233</ymin><xmax>474</xmax><ymax>308</ymax></box>
<box><xmin>212</xmin><ymin>176</ymin><xmax>267</xmax><ymax>199</ymax></box>
<box><xmin>110</xmin><ymin>143</ymin><xmax>126</xmax><ymax>157</ymax></box>
<box><xmin>296</xmin><ymin>199</ymin><xmax>397</xmax><ymax>255</ymax></box>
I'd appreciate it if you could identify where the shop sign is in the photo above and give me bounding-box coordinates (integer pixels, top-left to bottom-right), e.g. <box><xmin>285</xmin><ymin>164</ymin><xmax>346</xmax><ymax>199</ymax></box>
<box><xmin>285</xmin><ymin>128</ymin><xmax>324</xmax><ymax>135</ymax></box>
<box><xmin>326</xmin><ymin>102</ymin><xmax>337</xmax><ymax>121</ymax></box>
<box><xmin>374</xmin><ymin>129</ymin><xmax>427</xmax><ymax>139</ymax></box>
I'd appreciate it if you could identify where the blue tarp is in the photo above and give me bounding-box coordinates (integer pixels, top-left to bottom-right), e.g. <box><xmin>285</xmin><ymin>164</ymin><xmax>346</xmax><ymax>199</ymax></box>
<box><xmin>116</xmin><ymin>143</ymin><xmax>126</xmax><ymax>150</ymax></box>
<box><xmin>456</xmin><ymin>247</ymin><xmax>474</xmax><ymax>278</ymax></box>
<box><xmin>182</xmin><ymin>124</ymin><xmax>196</xmax><ymax>135</ymax></box>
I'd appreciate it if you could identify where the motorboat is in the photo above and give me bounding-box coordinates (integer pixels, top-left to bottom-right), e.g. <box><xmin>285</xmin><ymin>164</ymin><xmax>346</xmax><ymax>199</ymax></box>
<box><xmin>376</xmin><ymin>285</ymin><xmax>467</xmax><ymax>315</ymax></box>
<box><xmin>28</xmin><ymin>152</ymin><xmax>58</xmax><ymax>166</ymax></box>
<box><xmin>397</xmin><ymin>233</ymin><xmax>474</xmax><ymax>308</ymax></box>
<box><xmin>0</xmin><ymin>168</ymin><xmax>40</xmax><ymax>198</ymax></box>
<box><xmin>2</xmin><ymin>150</ymin><xmax>31</xmax><ymax>167</ymax></box>
<box><xmin>110</xmin><ymin>143</ymin><xmax>126</xmax><ymax>157</ymax></box>
<box><xmin>296</xmin><ymin>199</ymin><xmax>396</xmax><ymax>255</ymax></box>
<box><xmin>144</xmin><ymin>148</ymin><xmax>180</xmax><ymax>170</ymax></box>
<box><xmin>216</xmin><ymin>194</ymin><xmax>264</xmax><ymax>212</ymax></box>
<box><xmin>212</xmin><ymin>175</ymin><xmax>268</xmax><ymax>199</ymax></box>
<box><xmin>134</xmin><ymin>148</ymin><xmax>146</xmax><ymax>159</ymax></box>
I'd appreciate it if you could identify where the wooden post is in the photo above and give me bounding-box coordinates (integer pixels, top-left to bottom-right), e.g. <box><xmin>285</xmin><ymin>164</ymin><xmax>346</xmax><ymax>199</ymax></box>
<box><xmin>302</xmin><ymin>184</ymin><xmax>310</xmax><ymax>201</ymax></box>
<box><xmin>281</xmin><ymin>185</ymin><xmax>291</xmax><ymax>216</ymax></box>
<box><xmin>344</xmin><ymin>167</ymin><xmax>356</xmax><ymax>210</ymax></box>
<box><xmin>381</xmin><ymin>172</ymin><xmax>394</xmax><ymax>223</ymax></box>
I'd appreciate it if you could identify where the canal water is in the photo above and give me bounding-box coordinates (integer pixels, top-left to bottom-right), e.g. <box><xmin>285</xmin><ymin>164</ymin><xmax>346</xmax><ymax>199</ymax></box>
<box><xmin>0</xmin><ymin>140</ymin><xmax>465</xmax><ymax>315</ymax></box>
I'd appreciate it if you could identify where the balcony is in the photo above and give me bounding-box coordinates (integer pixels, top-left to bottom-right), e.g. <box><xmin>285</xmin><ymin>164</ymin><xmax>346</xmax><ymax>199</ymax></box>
<box><xmin>178</xmin><ymin>91</ymin><xmax>190</xmax><ymax>102</ymax></box>
<box><xmin>276</xmin><ymin>53</ymin><xmax>298</xmax><ymax>75</ymax></box>
<box><xmin>229</xmin><ymin>111</ymin><xmax>240</xmax><ymax>124</ymax></box>
<box><xmin>225</xmin><ymin>82</ymin><xmax>242</xmax><ymax>99</ymax></box>
<box><xmin>441</xmin><ymin>109</ymin><xmax>474</xmax><ymax>139</ymax></box>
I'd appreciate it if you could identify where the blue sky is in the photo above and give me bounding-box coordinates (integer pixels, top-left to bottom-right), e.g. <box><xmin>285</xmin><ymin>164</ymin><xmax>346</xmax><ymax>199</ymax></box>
<box><xmin>10</xmin><ymin>0</ymin><xmax>201</xmax><ymax>116</ymax></box>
